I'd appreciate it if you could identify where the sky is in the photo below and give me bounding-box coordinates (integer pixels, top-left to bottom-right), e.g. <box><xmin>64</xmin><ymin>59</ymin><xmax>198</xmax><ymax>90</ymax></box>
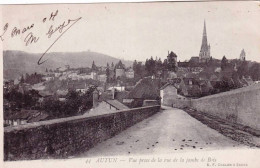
<box><xmin>1</xmin><ymin>1</ymin><xmax>260</xmax><ymax>62</ymax></box>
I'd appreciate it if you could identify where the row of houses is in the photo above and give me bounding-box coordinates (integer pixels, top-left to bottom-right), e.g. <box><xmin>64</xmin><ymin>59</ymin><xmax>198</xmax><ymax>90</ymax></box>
<box><xmin>4</xmin><ymin>110</ymin><xmax>49</xmax><ymax>127</ymax></box>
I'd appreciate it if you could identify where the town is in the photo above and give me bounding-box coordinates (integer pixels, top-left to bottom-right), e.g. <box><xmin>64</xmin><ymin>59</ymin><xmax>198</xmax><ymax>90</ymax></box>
<box><xmin>3</xmin><ymin>21</ymin><xmax>260</xmax><ymax>127</ymax></box>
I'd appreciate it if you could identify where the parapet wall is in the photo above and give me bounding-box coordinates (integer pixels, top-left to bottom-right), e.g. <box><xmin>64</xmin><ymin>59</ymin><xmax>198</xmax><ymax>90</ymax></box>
<box><xmin>191</xmin><ymin>84</ymin><xmax>260</xmax><ymax>130</ymax></box>
<box><xmin>162</xmin><ymin>97</ymin><xmax>191</xmax><ymax>109</ymax></box>
<box><xmin>4</xmin><ymin>105</ymin><xmax>160</xmax><ymax>161</ymax></box>
<box><xmin>162</xmin><ymin>84</ymin><xmax>260</xmax><ymax>131</ymax></box>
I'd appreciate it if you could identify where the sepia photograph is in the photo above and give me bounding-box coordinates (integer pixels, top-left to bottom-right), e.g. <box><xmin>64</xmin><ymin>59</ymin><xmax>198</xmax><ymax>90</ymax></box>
<box><xmin>1</xmin><ymin>1</ymin><xmax>260</xmax><ymax>167</ymax></box>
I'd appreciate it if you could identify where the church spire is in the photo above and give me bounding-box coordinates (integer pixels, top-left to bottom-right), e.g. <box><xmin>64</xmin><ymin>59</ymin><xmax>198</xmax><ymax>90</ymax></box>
<box><xmin>203</xmin><ymin>20</ymin><xmax>207</xmax><ymax>36</ymax></box>
<box><xmin>201</xmin><ymin>20</ymin><xmax>208</xmax><ymax>49</ymax></box>
<box><xmin>199</xmin><ymin>20</ymin><xmax>210</xmax><ymax>62</ymax></box>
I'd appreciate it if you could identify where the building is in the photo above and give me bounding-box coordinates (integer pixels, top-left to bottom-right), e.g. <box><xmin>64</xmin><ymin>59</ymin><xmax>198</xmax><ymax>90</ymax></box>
<box><xmin>240</xmin><ymin>49</ymin><xmax>246</xmax><ymax>61</ymax></box>
<box><xmin>115</xmin><ymin>60</ymin><xmax>126</xmax><ymax>79</ymax></box>
<box><xmin>86</xmin><ymin>89</ymin><xmax>129</xmax><ymax>115</ymax></box>
<box><xmin>88</xmin><ymin>99</ymin><xmax>129</xmax><ymax>115</ymax></box>
<box><xmin>98</xmin><ymin>74</ymin><xmax>107</xmax><ymax>82</ymax></box>
<box><xmin>90</xmin><ymin>71</ymin><xmax>98</xmax><ymax>80</ymax></box>
<box><xmin>4</xmin><ymin>110</ymin><xmax>49</xmax><ymax>127</ymax></box>
<box><xmin>160</xmin><ymin>83</ymin><xmax>178</xmax><ymax>104</ymax></box>
<box><xmin>125</xmin><ymin>68</ymin><xmax>134</xmax><ymax>78</ymax></box>
<box><xmin>124</xmin><ymin>78</ymin><xmax>160</xmax><ymax>107</ymax></box>
<box><xmin>199</xmin><ymin>20</ymin><xmax>211</xmax><ymax>62</ymax></box>
<box><xmin>189</xmin><ymin>57</ymin><xmax>200</xmax><ymax>64</ymax></box>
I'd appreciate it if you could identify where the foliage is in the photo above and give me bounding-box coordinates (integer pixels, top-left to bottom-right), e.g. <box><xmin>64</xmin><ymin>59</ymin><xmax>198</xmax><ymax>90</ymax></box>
<box><xmin>237</xmin><ymin>61</ymin><xmax>249</xmax><ymax>78</ymax></box>
<box><xmin>24</xmin><ymin>72</ymin><xmax>44</xmax><ymax>85</ymax></box>
<box><xmin>4</xmin><ymin>88</ymin><xmax>41</xmax><ymax>111</ymax></box>
<box><xmin>133</xmin><ymin>60</ymin><xmax>146</xmax><ymax>79</ymax></box>
<box><xmin>221</xmin><ymin>56</ymin><xmax>228</xmax><ymax>71</ymax></box>
<box><xmin>249</xmin><ymin>63</ymin><xmax>260</xmax><ymax>81</ymax></box>
<box><xmin>41</xmin><ymin>86</ymin><xmax>96</xmax><ymax>118</ymax></box>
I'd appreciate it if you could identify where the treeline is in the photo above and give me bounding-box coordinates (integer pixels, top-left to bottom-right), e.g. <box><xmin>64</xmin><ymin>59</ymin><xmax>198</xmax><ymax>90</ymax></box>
<box><xmin>133</xmin><ymin>56</ymin><xmax>177</xmax><ymax>79</ymax></box>
<box><xmin>4</xmin><ymin>89</ymin><xmax>41</xmax><ymax>111</ymax></box>
<box><xmin>41</xmin><ymin>86</ymin><xmax>96</xmax><ymax>118</ymax></box>
<box><xmin>21</xmin><ymin>72</ymin><xmax>44</xmax><ymax>85</ymax></box>
<box><xmin>4</xmin><ymin>86</ymin><xmax>96</xmax><ymax>118</ymax></box>
<box><xmin>222</xmin><ymin>56</ymin><xmax>260</xmax><ymax>81</ymax></box>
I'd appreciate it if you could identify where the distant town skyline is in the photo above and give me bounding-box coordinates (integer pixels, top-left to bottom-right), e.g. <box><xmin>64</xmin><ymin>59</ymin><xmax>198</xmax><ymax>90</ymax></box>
<box><xmin>2</xmin><ymin>1</ymin><xmax>260</xmax><ymax>62</ymax></box>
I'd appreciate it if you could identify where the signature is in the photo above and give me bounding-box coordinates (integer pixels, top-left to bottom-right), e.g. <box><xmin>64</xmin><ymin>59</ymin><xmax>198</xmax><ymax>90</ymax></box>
<box><xmin>1</xmin><ymin>10</ymin><xmax>82</xmax><ymax>65</ymax></box>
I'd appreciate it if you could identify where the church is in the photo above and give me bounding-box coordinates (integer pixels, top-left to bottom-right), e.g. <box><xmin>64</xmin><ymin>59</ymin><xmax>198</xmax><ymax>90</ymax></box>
<box><xmin>199</xmin><ymin>20</ymin><xmax>211</xmax><ymax>62</ymax></box>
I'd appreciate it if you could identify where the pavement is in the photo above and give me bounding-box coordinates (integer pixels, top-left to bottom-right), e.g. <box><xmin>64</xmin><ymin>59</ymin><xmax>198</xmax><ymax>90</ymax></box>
<box><xmin>78</xmin><ymin>107</ymin><xmax>247</xmax><ymax>158</ymax></box>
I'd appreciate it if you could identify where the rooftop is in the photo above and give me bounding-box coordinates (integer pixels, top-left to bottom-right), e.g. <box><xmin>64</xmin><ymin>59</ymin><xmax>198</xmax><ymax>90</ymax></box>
<box><xmin>104</xmin><ymin>99</ymin><xmax>130</xmax><ymax>110</ymax></box>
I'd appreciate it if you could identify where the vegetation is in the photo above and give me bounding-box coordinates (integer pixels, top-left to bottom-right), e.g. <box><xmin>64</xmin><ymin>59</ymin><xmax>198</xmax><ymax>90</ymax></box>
<box><xmin>4</xmin><ymin>86</ymin><xmax>96</xmax><ymax>119</ymax></box>
<box><xmin>41</xmin><ymin>86</ymin><xmax>96</xmax><ymax>118</ymax></box>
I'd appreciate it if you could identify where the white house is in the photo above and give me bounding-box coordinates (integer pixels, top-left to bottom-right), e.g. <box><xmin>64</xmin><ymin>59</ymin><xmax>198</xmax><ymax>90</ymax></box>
<box><xmin>160</xmin><ymin>83</ymin><xmax>178</xmax><ymax>105</ymax></box>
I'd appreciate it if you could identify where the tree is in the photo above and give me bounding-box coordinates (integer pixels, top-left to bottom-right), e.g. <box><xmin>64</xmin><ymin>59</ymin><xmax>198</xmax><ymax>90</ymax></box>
<box><xmin>25</xmin><ymin>73</ymin><xmax>30</xmax><ymax>81</ymax></box>
<box><xmin>249</xmin><ymin>63</ymin><xmax>260</xmax><ymax>81</ymax></box>
<box><xmin>134</xmin><ymin>61</ymin><xmax>145</xmax><ymax>79</ymax></box>
<box><xmin>106</xmin><ymin>63</ymin><xmax>110</xmax><ymax>83</ymax></box>
<box><xmin>92</xmin><ymin>61</ymin><xmax>97</xmax><ymax>71</ymax></box>
<box><xmin>237</xmin><ymin>61</ymin><xmax>249</xmax><ymax>78</ymax></box>
<box><xmin>167</xmin><ymin>52</ymin><xmax>178</xmax><ymax>72</ymax></box>
<box><xmin>221</xmin><ymin>56</ymin><xmax>228</xmax><ymax>71</ymax></box>
<box><xmin>20</xmin><ymin>75</ymin><xmax>25</xmax><ymax>83</ymax></box>
<box><xmin>111</xmin><ymin>62</ymin><xmax>114</xmax><ymax>68</ymax></box>
<box><xmin>156</xmin><ymin>58</ymin><xmax>163</xmax><ymax>71</ymax></box>
<box><xmin>133</xmin><ymin>60</ymin><xmax>138</xmax><ymax>72</ymax></box>
<box><xmin>145</xmin><ymin>57</ymin><xmax>156</xmax><ymax>76</ymax></box>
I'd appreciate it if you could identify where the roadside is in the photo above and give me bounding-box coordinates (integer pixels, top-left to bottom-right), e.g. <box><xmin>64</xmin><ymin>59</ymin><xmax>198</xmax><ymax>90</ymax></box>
<box><xmin>182</xmin><ymin>107</ymin><xmax>260</xmax><ymax>148</ymax></box>
<box><xmin>77</xmin><ymin>107</ymin><xmax>246</xmax><ymax>158</ymax></box>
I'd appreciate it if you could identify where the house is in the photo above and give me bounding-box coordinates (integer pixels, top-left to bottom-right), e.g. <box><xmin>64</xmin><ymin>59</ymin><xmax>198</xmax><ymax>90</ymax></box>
<box><xmin>4</xmin><ymin>110</ymin><xmax>49</xmax><ymax>127</ymax></box>
<box><xmin>179</xmin><ymin>78</ymin><xmax>201</xmax><ymax>97</ymax></box>
<box><xmin>167</xmin><ymin>71</ymin><xmax>177</xmax><ymax>80</ymax></box>
<box><xmin>198</xmin><ymin>80</ymin><xmax>213</xmax><ymax>96</ymax></box>
<box><xmin>125</xmin><ymin>68</ymin><xmax>134</xmax><ymax>78</ymax></box>
<box><xmin>104</xmin><ymin>99</ymin><xmax>130</xmax><ymax>110</ymax></box>
<box><xmin>43</xmin><ymin>76</ymin><xmax>54</xmax><ymax>81</ymax></box>
<box><xmin>76</xmin><ymin>88</ymin><xmax>89</xmax><ymax>94</ymax></box>
<box><xmin>124</xmin><ymin>78</ymin><xmax>160</xmax><ymax>107</ymax></box>
<box><xmin>107</xmin><ymin>86</ymin><xmax>125</xmax><ymax>92</ymax></box>
<box><xmin>98</xmin><ymin>74</ymin><xmax>107</xmax><ymax>82</ymax></box>
<box><xmin>38</xmin><ymin>90</ymin><xmax>54</xmax><ymax>104</ymax></box>
<box><xmin>78</xmin><ymin>73</ymin><xmax>92</xmax><ymax>80</ymax></box>
<box><xmin>160</xmin><ymin>83</ymin><xmax>178</xmax><ymax>105</ymax></box>
<box><xmin>91</xmin><ymin>71</ymin><xmax>98</xmax><ymax>80</ymax></box>
<box><xmin>27</xmin><ymin>112</ymin><xmax>49</xmax><ymax>123</ymax></box>
<box><xmin>56</xmin><ymin>89</ymin><xmax>68</xmax><ymax>96</ymax></box>
<box><xmin>189</xmin><ymin>56</ymin><xmax>200</xmax><ymax>64</ymax></box>
<box><xmin>18</xmin><ymin>83</ymin><xmax>32</xmax><ymax>94</ymax></box>
<box><xmin>87</xmin><ymin>92</ymin><xmax>130</xmax><ymax>115</ymax></box>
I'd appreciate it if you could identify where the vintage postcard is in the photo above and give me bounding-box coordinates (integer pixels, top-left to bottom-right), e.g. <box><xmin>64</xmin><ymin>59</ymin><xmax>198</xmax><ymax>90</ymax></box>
<box><xmin>1</xmin><ymin>1</ymin><xmax>260</xmax><ymax>168</ymax></box>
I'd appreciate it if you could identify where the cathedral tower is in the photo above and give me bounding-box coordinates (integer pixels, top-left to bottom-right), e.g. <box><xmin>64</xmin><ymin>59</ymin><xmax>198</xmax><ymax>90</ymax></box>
<box><xmin>199</xmin><ymin>20</ymin><xmax>211</xmax><ymax>62</ymax></box>
<box><xmin>240</xmin><ymin>49</ymin><xmax>246</xmax><ymax>61</ymax></box>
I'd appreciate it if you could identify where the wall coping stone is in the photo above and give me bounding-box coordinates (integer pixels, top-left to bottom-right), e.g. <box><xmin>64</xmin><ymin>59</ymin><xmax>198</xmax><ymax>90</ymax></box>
<box><xmin>4</xmin><ymin>105</ymin><xmax>161</xmax><ymax>133</ymax></box>
<box><xmin>192</xmin><ymin>83</ymin><xmax>260</xmax><ymax>101</ymax></box>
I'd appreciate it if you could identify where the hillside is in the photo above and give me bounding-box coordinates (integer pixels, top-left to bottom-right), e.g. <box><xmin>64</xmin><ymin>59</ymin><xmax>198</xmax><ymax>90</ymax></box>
<box><xmin>3</xmin><ymin>50</ymin><xmax>133</xmax><ymax>80</ymax></box>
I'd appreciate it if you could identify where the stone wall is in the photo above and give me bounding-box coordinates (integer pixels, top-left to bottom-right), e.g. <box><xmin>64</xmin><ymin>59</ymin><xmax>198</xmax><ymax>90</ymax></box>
<box><xmin>162</xmin><ymin>96</ymin><xmax>191</xmax><ymax>109</ymax></box>
<box><xmin>4</xmin><ymin>105</ymin><xmax>160</xmax><ymax>161</ymax></box>
<box><xmin>161</xmin><ymin>84</ymin><xmax>260</xmax><ymax>130</ymax></box>
<box><xmin>191</xmin><ymin>84</ymin><xmax>260</xmax><ymax>130</ymax></box>
<box><xmin>143</xmin><ymin>100</ymin><xmax>160</xmax><ymax>107</ymax></box>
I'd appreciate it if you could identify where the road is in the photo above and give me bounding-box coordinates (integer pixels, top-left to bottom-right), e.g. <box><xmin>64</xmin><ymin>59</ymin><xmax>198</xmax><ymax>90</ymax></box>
<box><xmin>78</xmin><ymin>107</ymin><xmax>247</xmax><ymax>157</ymax></box>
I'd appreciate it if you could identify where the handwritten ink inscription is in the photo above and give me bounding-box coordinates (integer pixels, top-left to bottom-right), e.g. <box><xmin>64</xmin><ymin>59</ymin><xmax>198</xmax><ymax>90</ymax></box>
<box><xmin>1</xmin><ymin>10</ymin><xmax>82</xmax><ymax>65</ymax></box>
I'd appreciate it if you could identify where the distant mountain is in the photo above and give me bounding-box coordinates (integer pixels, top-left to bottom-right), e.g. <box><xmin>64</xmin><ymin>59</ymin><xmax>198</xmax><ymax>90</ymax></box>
<box><xmin>3</xmin><ymin>50</ymin><xmax>133</xmax><ymax>80</ymax></box>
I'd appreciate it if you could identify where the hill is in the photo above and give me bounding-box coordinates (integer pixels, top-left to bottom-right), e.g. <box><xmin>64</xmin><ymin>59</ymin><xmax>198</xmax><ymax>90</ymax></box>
<box><xmin>3</xmin><ymin>50</ymin><xmax>133</xmax><ymax>80</ymax></box>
